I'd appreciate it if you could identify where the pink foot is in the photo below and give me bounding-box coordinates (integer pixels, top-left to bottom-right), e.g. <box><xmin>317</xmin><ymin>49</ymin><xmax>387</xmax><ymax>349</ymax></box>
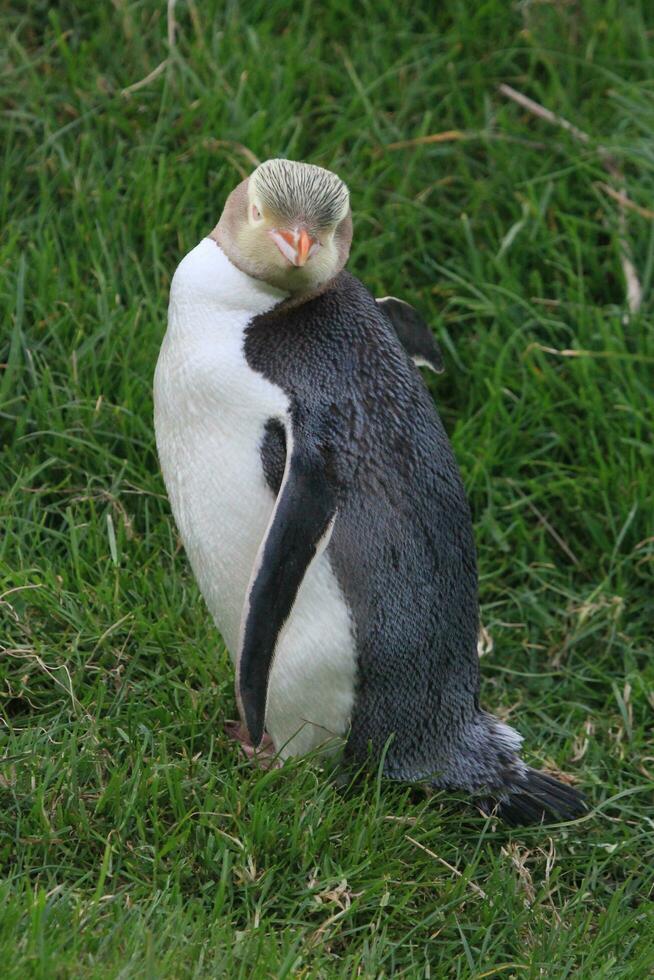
<box><xmin>224</xmin><ymin>720</ymin><xmax>281</xmax><ymax>769</ymax></box>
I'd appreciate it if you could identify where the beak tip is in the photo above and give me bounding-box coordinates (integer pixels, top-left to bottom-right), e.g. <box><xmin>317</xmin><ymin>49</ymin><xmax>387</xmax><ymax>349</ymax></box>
<box><xmin>270</xmin><ymin>226</ymin><xmax>317</xmax><ymax>267</ymax></box>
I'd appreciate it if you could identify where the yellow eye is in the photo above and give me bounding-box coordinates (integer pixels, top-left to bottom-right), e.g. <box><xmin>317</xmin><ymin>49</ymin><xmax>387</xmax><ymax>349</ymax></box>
<box><xmin>252</xmin><ymin>204</ymin><xmax>262</xmax><ymax>221</ymax></box>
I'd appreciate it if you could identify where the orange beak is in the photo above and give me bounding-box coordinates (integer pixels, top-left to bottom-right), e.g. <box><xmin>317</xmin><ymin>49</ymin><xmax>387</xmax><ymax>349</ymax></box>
<box><xmin>269</xmin><ymin>226</ymin><xmax>319</xmax><ymax>267</ymax></box>
<box><xmin>296</xmin><ymin>228</ymin><xmax>312</xmax><ymax>266</ymax></box>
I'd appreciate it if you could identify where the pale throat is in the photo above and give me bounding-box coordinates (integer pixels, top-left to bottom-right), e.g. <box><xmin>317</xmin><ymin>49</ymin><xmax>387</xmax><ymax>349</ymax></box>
<box><xmin>169</xmin><ymin>238</ymin><xmax>288</xmax><ymax>326</ymax></box>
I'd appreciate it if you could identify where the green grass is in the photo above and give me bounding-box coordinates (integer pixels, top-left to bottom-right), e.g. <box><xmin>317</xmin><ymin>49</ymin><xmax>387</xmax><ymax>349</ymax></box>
<box><xmin>2</xmin><ymin>0</ymin><xmax>654</xmax><ymax>976</ymax></box>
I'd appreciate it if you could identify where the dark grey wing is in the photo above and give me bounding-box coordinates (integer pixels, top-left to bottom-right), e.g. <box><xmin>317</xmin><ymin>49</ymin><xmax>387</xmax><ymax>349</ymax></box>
<box><xmin>236</xmin><ymin>423</ymin><xmax>337</xmax><ymax>747</ymax></box>
<box><xmin>376</xmin><ymin>296</ymin><xmax>444</xmax><ymax>374</ymax></box>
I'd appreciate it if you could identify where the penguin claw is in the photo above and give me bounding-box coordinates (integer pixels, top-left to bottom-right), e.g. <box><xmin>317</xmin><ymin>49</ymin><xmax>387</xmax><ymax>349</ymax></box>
<box><xmin>224</xmin><ymin>719</ymin><xmax>281</xmax><ymax>769</ymax></box>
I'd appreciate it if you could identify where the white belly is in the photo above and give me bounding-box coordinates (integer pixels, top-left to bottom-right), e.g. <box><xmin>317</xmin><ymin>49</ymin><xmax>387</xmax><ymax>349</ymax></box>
<box><xmin>153</xmin><ymin>239</ymin><xmax>356</xmax><ymax>758</ymax></box>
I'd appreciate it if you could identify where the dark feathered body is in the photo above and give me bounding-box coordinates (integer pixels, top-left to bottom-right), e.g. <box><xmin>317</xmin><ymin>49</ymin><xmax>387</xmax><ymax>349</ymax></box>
<box><xmin>247</xmin><ymin>271</ymin><xmax>530</xmax><ymax>801</ymax></box>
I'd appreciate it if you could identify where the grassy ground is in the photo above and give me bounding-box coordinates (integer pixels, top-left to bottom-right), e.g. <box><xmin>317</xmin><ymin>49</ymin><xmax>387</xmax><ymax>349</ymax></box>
<box><xmin>2</xmin><ymin>1</ymin><xmax>654</xmax><ymax>976</ymax></box>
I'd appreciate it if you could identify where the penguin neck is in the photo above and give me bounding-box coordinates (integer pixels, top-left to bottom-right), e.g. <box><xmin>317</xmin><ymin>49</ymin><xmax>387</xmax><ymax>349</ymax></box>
<box><xmin>270</xmin><ymin>271</ymin><xmax>344</xmax><ymax>313</ymax></box>
<box><xmin>168</xmin><ymin>238</ymin><xmax>288</xmax><ymax>340</ymax></box>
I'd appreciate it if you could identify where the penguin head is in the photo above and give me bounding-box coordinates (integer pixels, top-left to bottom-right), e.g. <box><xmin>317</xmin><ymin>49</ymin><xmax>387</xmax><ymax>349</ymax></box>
<box><xmin>212</xmin><ymin>159</ymin><xmax>352</xmax><ymax>296</ymax></box>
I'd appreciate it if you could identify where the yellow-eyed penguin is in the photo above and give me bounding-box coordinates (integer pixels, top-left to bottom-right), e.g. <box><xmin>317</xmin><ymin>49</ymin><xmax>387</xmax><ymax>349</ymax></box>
<box><xmin>153</xmin><ymin>159</ymin><xmax>587</xmax><ymax>825</ymax></box>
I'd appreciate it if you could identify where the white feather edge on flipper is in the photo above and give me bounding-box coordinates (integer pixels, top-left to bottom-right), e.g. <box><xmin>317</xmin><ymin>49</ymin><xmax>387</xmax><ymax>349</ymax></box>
<box><xmin>234</xmin><ymin>420</ymin><xmax>295</xmax><ymax>736</ymax></box>
<box><xmin>235</xmin><ymin>413</ymin><xmax>346</xmax><ymax>752</ymax></box>
<box><xmin>376</xmin><ymin>295</ymin><xmax>445</xmax><ymax>374</ymax></box>
<box><xmin>238</xmin><ymin>508</ymin><xmax>339</xmax><ymax>752</ymax></box>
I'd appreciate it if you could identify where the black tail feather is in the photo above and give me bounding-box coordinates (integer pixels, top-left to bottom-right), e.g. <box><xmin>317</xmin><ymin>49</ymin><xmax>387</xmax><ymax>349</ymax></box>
<box><xmin>480</xmin><ymin>768</ymin><xmax>588</xmax><ymax>827</ymax></box>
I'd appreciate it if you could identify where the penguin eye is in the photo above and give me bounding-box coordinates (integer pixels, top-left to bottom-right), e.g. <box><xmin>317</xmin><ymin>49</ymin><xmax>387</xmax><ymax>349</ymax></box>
<box><xmin>251</xmin><ymin>203</ymin><xmax>262</xmax><ymax>222</ymax></box>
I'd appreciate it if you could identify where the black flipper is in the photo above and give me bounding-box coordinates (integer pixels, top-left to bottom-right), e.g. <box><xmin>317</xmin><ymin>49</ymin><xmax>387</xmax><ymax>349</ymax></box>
<box><xmin>376</xmin><ymin>296</ymin><xmax>444</xmax><ymax>374</ymax></box>
<box><xmin>237</xmin><ymin>424</ymin><xmax>337</xmax><ymax>748</ymax></box>
<box><xmin>480</xmin><ymin>769</ymin><xmax>588</xmax><ymax>827</ymax></box>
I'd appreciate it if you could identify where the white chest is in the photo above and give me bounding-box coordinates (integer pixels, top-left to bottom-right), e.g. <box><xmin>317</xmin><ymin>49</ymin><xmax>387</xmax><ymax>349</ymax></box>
<box><xmin>153</xmin><ymin>240</ymin><xmax>288</xmax><ymax>653</ymax></box>
<box><xmin>153</xmin><ymin>240</ymin><xmax>356</xmax><ymax>757</ymax></box>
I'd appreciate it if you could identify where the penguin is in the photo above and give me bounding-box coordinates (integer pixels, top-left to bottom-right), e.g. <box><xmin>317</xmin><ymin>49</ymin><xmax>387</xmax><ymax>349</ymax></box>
<box><xmin>153</xmin><ymin>158</ymin><xmax>587</xmax><ymax>825</ymax></box>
